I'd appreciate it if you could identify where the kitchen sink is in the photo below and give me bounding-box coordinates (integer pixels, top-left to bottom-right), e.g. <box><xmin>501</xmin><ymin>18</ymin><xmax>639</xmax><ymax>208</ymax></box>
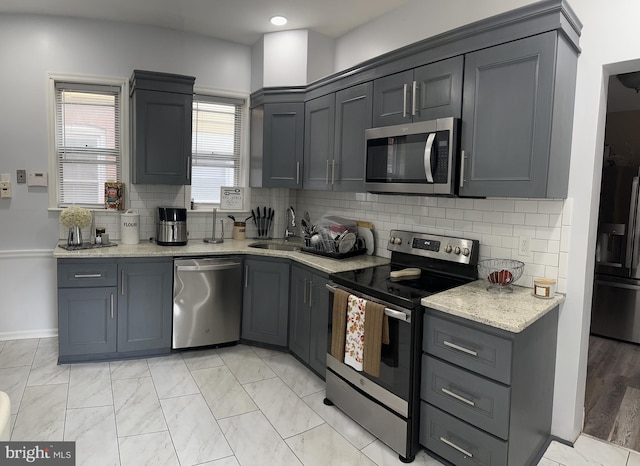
<box><xmin>248</xmin><ymin>242</ymin><xmax>302</xmax><ymax>252</ymax></box>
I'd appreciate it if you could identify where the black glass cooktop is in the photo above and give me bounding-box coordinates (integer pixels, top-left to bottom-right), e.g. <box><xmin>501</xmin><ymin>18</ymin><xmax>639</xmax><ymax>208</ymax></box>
<box><xmin>330</xmin><ymin>264</ymin><xmax>470</xmax><ymax>309</ymax></box>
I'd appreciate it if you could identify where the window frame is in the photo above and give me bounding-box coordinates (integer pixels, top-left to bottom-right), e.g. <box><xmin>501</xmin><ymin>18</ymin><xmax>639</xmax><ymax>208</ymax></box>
<box><xmin>186</xmin><ymin>87</ymin><xmax>250</xmax><ymax>212</ymax></box>
<box><xmin>47</xmin><ymin>73</ymin><xmax>129</xmax><ymax>209</ymax></box>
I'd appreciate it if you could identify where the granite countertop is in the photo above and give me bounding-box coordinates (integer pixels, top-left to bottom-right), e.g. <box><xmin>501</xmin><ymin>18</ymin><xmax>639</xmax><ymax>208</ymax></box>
<box><xmin>52</xmin><ymin>238</ymin><xmax>389</xmax><ymax>274</ymax></box>
<box><xmin>421</xmin><ymin>280</ymin><xmax>565</xmax><ymax>333</ymax></box>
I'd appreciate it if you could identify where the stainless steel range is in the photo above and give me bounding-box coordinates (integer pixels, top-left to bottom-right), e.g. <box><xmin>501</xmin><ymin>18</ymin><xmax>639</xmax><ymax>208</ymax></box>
<box><xmin>325</xmin><ymin>230</ymin><xmax>479</xmax><ymax>463</ymax></box>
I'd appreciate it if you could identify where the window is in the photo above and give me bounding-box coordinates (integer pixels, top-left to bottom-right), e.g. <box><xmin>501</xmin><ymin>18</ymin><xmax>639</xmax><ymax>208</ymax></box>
<box><xmin>54</xmin><ymin>81</ymin><xmax>122</xmax><ymax>207</ymax></box>
<box><xmin>191</xmin><ymin>94</ymin><xmax>245</xmax><ymax>206</ymax></box>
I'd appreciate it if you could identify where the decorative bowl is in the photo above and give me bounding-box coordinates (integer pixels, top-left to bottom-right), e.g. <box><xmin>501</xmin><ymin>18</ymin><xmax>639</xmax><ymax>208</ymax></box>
<box><xmin>477</xmin><ymin>258</ymin><xmax>525</xmax><ymax>292</ymax></box>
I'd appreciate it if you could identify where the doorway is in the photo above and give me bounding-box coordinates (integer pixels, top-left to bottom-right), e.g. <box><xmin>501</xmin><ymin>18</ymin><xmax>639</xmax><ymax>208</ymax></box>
<box><xmin>585</xmin><ymin>72</ymin><xmax>640</xmax><ymax>452</ymax></box>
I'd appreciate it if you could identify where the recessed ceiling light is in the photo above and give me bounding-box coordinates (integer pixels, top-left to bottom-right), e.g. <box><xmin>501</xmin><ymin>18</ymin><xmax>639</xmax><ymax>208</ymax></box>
<box><xmin>270</xmin><ymin>16</ymin><xmax>288</xmax><ymax>26</ymax></box>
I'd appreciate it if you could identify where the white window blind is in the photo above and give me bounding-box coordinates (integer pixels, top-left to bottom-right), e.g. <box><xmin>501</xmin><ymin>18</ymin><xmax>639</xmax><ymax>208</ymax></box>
<box><xmin>55</xmin><ymin>82</ymin><xmax>121</xmax><ymax>207</ymax></box>
<box><xmin>191</xmin><ymin>95</ymin><xmax>244</xmax><ymax>205</ymax></box>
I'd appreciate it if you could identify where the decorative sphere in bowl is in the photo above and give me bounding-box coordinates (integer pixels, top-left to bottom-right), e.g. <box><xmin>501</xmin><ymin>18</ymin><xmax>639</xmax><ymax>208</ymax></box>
<box><xmin>477</xmin><ymin>259</ymin><xmax>524</xmax><ymax>292</ymax></box>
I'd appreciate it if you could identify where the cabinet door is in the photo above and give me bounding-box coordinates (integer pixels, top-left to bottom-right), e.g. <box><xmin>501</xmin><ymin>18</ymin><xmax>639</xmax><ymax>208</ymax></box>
<box><xmin>413</xmin><ymin>56</ymin><xmax>463</xmax><ymax>121</ymax></box>
<box><xmin>263</xmin><ymin>103</ymin><xmax>304</xmax><ymax>188</ymax></box>
<box><xmin>117</xmin><ymin>259</ymin><xmax>172</xmax><ymax>353</ymax></box>
<box><xmin>334</xmin><ymin>82</ymin><xmax>372</xmax><ymax>192</ymax></box>
<box><xmin>242</xmin><ymin>258</ymin><xmax>290</xmax><ymax>346</ymax></box>
<box><xmin>308</xmin><ymin>273</ymin><xmax>330</xmax><ymax>376</ymax></box>
<box><xmin>459</xmin><ymin>32</ymin><xmax>556</xmax><ymax>197</ymax></box>
<box><xmin>58</xmin><ymin>287</ymin><xmax>117</xmax><ymax>356</ymax></box>
<box><xmin>131</xmin><ymin>89</ymin><xmax>192</xmax><ymax>185</ymax></box>
<box><xmin>304</xmin><ymin>94</ymin><xmax>335</xmax><ymax>190</ymax></box>
<box><xmin>372</xmin><ymin>70</ymin><xmax>413</xmax><ymax>127</ymax></box>
<box><xmin>289</xmin><ymin>265</ymin><xmax>312</xmax><ymax>362</ymax></box>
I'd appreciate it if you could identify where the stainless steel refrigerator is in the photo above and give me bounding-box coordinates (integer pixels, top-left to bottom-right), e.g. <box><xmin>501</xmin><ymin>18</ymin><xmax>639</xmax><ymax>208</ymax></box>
<box><xmin>592</xmin><ymin>165</ymin><xmax>640</xmax><ymax>344</ymax></box>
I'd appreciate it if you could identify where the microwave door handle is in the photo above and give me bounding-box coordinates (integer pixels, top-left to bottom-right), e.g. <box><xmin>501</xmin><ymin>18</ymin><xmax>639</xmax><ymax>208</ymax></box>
<box><xmin>423</xmin><ymin>132</ymin><xmax>436</xmax><ymax>183</ymax></box>
<box><xmin>626</xmin><ymin>176</ymin><xmax>639</xmax><ymax>269</ymax></box>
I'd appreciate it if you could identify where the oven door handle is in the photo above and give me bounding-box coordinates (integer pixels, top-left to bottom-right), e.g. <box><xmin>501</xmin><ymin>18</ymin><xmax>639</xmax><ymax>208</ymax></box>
<box><xmin>325</xmin><ymin>283</ymin><xmax>409</xmax><ymax>322</ymax></box>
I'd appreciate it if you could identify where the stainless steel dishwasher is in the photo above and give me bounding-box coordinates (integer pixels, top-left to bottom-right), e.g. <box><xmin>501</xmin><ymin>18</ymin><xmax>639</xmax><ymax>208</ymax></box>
<box><xmin>172</xmin><ymin>257</ymin><xmax>242</xmax><ymax>349</ymax></box>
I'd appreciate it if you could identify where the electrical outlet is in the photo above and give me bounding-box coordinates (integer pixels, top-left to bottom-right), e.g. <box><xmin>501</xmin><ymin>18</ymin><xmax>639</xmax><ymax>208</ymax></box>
<box><xmin>518</xmin><ymin>235</ymin><xmax>531</xmax><ymax>256</ymax></box>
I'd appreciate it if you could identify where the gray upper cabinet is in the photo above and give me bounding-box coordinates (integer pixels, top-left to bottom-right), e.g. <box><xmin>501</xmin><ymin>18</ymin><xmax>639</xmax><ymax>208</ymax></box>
<box><xmin>459</xmin><ymin>31</ymin><xmax>577</xmax><ymax>198</ymax></box>
<box><xmin>250</xmin><ymin>90</ymin><xmax>305</xmax><ymax>189</ymax></box>
<box><xmin>304</xmin><ymin>82</ymin><xmax>372</xmax><ymax>191</ymax></box>
<box><xmin>334</xmin><ymin>83</ymin><xmax>373</xmax><ymax>192</ymax></box>
<box><xmin>372</xmin><ymin>56</ymin><xmax>463</xmax><ymax>127</ymax></box>
<box><xmin>242</xmin><ymin>257</ymin><xmax>290</xmax><ymax>346</ymax></box>
<box><xmin>130</xmin><ymin>70</ymin><xmax>195</xmax><ymax>185</ymax></box>
<box><xmin>303</xmin><ymin>94</ymin><xmax>335</xmax><ymax>190</ymax></box>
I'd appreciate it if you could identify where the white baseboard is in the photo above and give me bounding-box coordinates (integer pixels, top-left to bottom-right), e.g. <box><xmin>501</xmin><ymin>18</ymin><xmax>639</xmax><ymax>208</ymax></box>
<box><xmin>0</xmin><ymin>329</ymin><xmax>58</xmax><ymax>342</ymax></box>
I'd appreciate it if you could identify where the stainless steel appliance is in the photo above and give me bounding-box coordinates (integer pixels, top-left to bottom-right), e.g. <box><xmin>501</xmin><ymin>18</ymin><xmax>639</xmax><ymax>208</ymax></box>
<box><xmin>157</xmin><ymin>207</ymin><xmax>188</xmax><ymax>246</ymax></box>
<box><xmin>364</xmin><ymin>118</ymin><xmax>460</xmax><ymax>195</ymax></box>
<box><xmin>325</xmin><ymin>230</ymin><xmax>478</xmax><ymax>462</ymax></box>
<box><xmin>172</xmin><ymin>257</ymin><xmax>242</xmax><ymax>349</ymax></box>
<box><xmin>592</xmin><ymin>166</ymin><xmax>640</xmax><ymax>344</ymax></box>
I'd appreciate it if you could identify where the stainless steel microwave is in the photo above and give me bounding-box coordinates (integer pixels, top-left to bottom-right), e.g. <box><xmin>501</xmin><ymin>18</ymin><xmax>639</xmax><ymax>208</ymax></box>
<box><xmin>364</xmin><ymin>117</ymin><xmax>460</xmax><ymax>195</ymax></box>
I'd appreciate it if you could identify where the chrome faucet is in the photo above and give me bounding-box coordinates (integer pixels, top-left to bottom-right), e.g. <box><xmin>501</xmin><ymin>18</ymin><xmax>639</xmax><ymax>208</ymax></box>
<box><xmin>284</xmin><ymin>206</ymin><xmax>297</xmax><ymax>241</ymax></box>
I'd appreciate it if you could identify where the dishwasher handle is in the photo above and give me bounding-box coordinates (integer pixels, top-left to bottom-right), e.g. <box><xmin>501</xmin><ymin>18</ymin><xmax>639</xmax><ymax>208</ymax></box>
<box><xmin>176</xmin><ymin>261</ymin><xmax>241</xmax><ymax>272</ymax></box>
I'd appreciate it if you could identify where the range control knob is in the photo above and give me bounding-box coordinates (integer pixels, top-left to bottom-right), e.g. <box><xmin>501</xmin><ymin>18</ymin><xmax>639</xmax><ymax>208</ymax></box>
<box><xmin>393</xmin><ymin>237</ymin><xmax>402</xmax><ymax>245</ymax></box>
<box><xmin>462</xmin><ymin>247</ymin><xmax>470</xmax><ymax>256</ymax></box>
<box><xmin>444</xmin><ymin>245</ymin><xmax>453</xmax><ymax>253</ymax></box>
<box><xmin>454</xmin><ymin>246</ymin><xmax>461</xmax><ymax>255</ymax></box>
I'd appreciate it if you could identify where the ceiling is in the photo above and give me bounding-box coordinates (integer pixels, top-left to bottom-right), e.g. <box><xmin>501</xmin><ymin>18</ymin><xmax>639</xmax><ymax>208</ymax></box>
<box><xmin>0</xmin><ymin>0</ymin><xmax>411</xmax><ymax>46</ymax></box>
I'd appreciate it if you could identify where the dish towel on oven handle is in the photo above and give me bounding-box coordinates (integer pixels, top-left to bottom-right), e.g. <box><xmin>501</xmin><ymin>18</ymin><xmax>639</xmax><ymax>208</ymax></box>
<box><xmin>363</xmin><ymin>300</ymin><xmax>385</xmax><ymax>378</ymax></box>
<box><xmin>330</xmin><ymin>289</ymin><xmax>350</xmax><ymax>361</ymax></box>
<box><xmin>344</xmin><ymin>294</ymin><xmax>366</xmax><ymax>371</ymax></box>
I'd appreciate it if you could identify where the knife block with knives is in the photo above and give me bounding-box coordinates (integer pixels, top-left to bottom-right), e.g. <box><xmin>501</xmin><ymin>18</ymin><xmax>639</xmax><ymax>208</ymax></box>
<box><xmin>252</xmin><ymin>206</ymin><xmax>275</xmax><ymax>239</ymax></box>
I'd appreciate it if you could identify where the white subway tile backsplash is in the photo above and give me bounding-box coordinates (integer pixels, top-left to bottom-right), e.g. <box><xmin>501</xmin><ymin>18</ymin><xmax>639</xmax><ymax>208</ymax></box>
<box><xmin>493</xmin><ymin>199</ymin><xmax>515</xmax><ymax>212</ymax></box>
<box><xmin>534</xmin><ymin>252</ymin><xmax>559</xmax><ymax>267</ymax></box>
<box><xmin>503</xmin><ymin>212</ymin><xmax>525</xmax><ymax>225</ymax></box>
<box><xmin>463</xmin><ymin>210</ymin><xmax>484</xmax><ymax>222</ymax></box>
<box><xmin>515</xmin><ymin>200</ymin><xmax>538</xmax><ymax>213</ymax></box>
<box><xmin>538</xmin><ymin>200</ymin><xmax>564</xmax><ymax>214</ymax></box>
<box><xmin>474</xmin><ymin>199</ymin><xmax>494</xmax><ymax>211</ymax></box>
<box><xmin>525</xmin><ymin>213</ymin><xmax>550</xmax><ymax>227</ymax></box>
<box><xmin>445</xmin><ymin>209</ymin><xmax>464</xmax><ymax>220</ymax></box>
<box><xmin>482</xmin><ymin>211</ymin><xmax>503</xmax><ymax>224</ymax></box>
<box><xmin>455</xmin><ymin>198</ymin><xmax>475</xmax><ymax>210</ymax></box>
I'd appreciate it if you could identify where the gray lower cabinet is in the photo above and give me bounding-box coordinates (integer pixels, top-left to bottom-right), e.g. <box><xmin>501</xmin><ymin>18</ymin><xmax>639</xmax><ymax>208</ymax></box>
<box><xmin>57</xmin><ymin>257</ymin><xmax>173</xmax><ymax>362</ymax></box>
<box><xmin>420</xmin><ymin>308</ymin><xmax>559</xmax><ymax>466</ymax></box>
<box><xmin>288</xmin><ymin>264</ymin><xmax>330</xmax><ymax>376</ymax></box>
<box><xmin>459</xmin><ymin>31</ymin><xmax>577</xmax><ymax>198</ymax></box>
<box><xmin>372</xmin><ymin>56</ymin><xmax>463</xmax><ymax>127</ymax></box>
<box><xmin>117</xmin><ymin>259</ymin><xmax>173</xmax><ymax>353</ymax></box>
<box><xmin>241</xmin><ymin>257</ymin><xmax>290</xmax><ymax>346</ymax></box>
<box><xmin>130</xmin><ymin>70</ymin><xmax>195</xmax><ymax>185</ymax></box>
<box><xmin>304</xmin><ymin>82</ymin><xmax>372</xmax><ymax>192</ymax></box>
<box><xmin>251</xmin><ymin>100</ymin><xmax>305</xmax><ymax>189</ymax></box>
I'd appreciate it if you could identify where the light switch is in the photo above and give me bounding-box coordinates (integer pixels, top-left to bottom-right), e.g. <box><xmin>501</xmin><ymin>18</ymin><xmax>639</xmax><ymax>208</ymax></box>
<box><xmin>27</xmin><ymin>171</ymin><xmax>48</xmax><ymax>187</ymax></box>
<box><xmin>0</xmin><ymin>181</ymin><xmax>11</xmax><ymax>198</ymax></box>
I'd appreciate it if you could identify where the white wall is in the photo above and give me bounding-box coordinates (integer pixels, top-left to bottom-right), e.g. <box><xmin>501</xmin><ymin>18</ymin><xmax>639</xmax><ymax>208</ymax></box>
<box><xmin>262</xmin><ymin>30</ymin><xmax>308</xmax><ymax>87</ymax></box>
<box><xmin>0</xmin><ymin>13</ymin><xmax>251</xmax><ymax>339</ymax></box>
<box><xmin>331</xmin><ymin>0</ymin><xmax>640</xmax><ymax>444</ymax></box>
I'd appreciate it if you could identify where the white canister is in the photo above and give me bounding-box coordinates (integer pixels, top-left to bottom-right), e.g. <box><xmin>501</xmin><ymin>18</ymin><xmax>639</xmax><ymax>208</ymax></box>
<box><xmin>534</xmin><ymin>278</ymin><xmax>557</xmax><ymax>299</ymax></box>
<box><xmin>120</xmin><ymin>209</ymin><xmax>140</xmax><ymax>244</ymax></box>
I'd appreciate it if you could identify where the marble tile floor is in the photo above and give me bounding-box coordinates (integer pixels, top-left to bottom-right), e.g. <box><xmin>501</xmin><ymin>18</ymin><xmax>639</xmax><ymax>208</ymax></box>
<box><xmin>0</xmin><ymin>337</ymin><xmax>639</xmax><ymax>466</ymax></box>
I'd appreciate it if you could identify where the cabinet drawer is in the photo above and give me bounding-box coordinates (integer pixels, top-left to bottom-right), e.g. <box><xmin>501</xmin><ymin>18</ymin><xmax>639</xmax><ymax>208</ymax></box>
<box><xmin>424</xmin><ymin>314</ymin><xmax>512</xmax><ymax>384</ymax></box>
<box><xmin>421</xmin><ymin>355</ymin><xmax>510</xmax><ymax>440</ymax></box>
<box><xmin>58</xmin><ymin>261</ymin><xmax>118</xmax><ymax>288</ymax></box>
<box><xmin>420</xmin><ymin>403</ymin><xmax>507</xmax><ymax>466</ymax></box>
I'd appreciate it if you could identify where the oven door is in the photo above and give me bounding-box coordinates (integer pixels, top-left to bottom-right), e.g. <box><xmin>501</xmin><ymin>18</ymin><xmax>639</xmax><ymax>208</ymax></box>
<box><xmin>325</xmin><ymin>282</ymin><xmax>415</xmax><ymax>414</ymax></box>
<box><xmin>364</xmin><ymin>118</ymin><xmax>458</xmax><ymax>195</ymax></box>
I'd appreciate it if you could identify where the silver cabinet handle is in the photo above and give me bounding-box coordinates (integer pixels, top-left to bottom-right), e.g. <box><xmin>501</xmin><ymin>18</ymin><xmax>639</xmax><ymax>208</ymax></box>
<box><xmin>309</xmin><ymin>280</ymin><xmax>313</xmax><ymax>305</ymax></box>
<box><xmin>74</xmin><ymin>273</ymin><xmax>102</xmax><ymax>279</ymax></box>
<box><xmin>296</xmin><ymin>161</ymin><xmax>300</xmax><ymax>185</ymax></box>
<box><xmin>459</xmin><ymin>150</ymin><xmax>466</xmax><ymax>189</ymax></box>
<box><xmin>423</xmin><ymin>132</ymin><xmax>436</xmax><ymax>183</ymax></box>
<box><xmin>110</xmin><ymin>293</ymin><xmax>114</xmax><ymax>319</ymax></box>
<box><xmin>411</xmin><ymin>80</ymin><xmax>418</xmax><ymax>116</ymax></box>
<box><xmin>121</xmin><ymin>270</ymin><xmax>125</xmax><ymax>296</ymax></box>
<box><xmin>304</xmin><ymin>278</ymin><xmax>308</xmax><ymax>304</ymax></box>
<box><xmin>402</xmin><ymin>83</ymin><xmax>408</xmax><ymax>118</ymax></box>
<box><xmin>326</xmin><ymin>159</ymin><xmax>330</xmax><ymax>184</ymax></box>
<box><xmin>441</xmin><ymin>387</ymin><xmax>475</xmax><ymax>406</ymax></box>
<box><xmin>245</xmin><ymin>265</ymin><xmax>249</xmax><ymax>288</ymax></box>
<box><xmin>443</xmin><ymin>340</ymin><xmax>478</xmax><ymax>356</ymax></box>
<box><xmin>626</xmin><ymin>176</ymin><xmax>639</xmax><ymax>269</ymax></box>
<box><xmin>439</xmin><ymin>437</ymin><xmax>473</xmax><ymax>458</ymax></box>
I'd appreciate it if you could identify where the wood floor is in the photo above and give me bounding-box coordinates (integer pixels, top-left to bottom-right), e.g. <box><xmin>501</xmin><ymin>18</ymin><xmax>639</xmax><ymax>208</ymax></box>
<box><xmin>584</xmin><ymin>334</ymin><xmax>640</xmax><ymax>451</ymax></box>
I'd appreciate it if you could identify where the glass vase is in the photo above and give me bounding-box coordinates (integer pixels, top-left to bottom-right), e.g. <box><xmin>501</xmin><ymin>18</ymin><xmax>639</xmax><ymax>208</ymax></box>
<box><xmin>67</xmin><ymin>226</ymin><xmax>82</xmax><ymax>247</ymax></box>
